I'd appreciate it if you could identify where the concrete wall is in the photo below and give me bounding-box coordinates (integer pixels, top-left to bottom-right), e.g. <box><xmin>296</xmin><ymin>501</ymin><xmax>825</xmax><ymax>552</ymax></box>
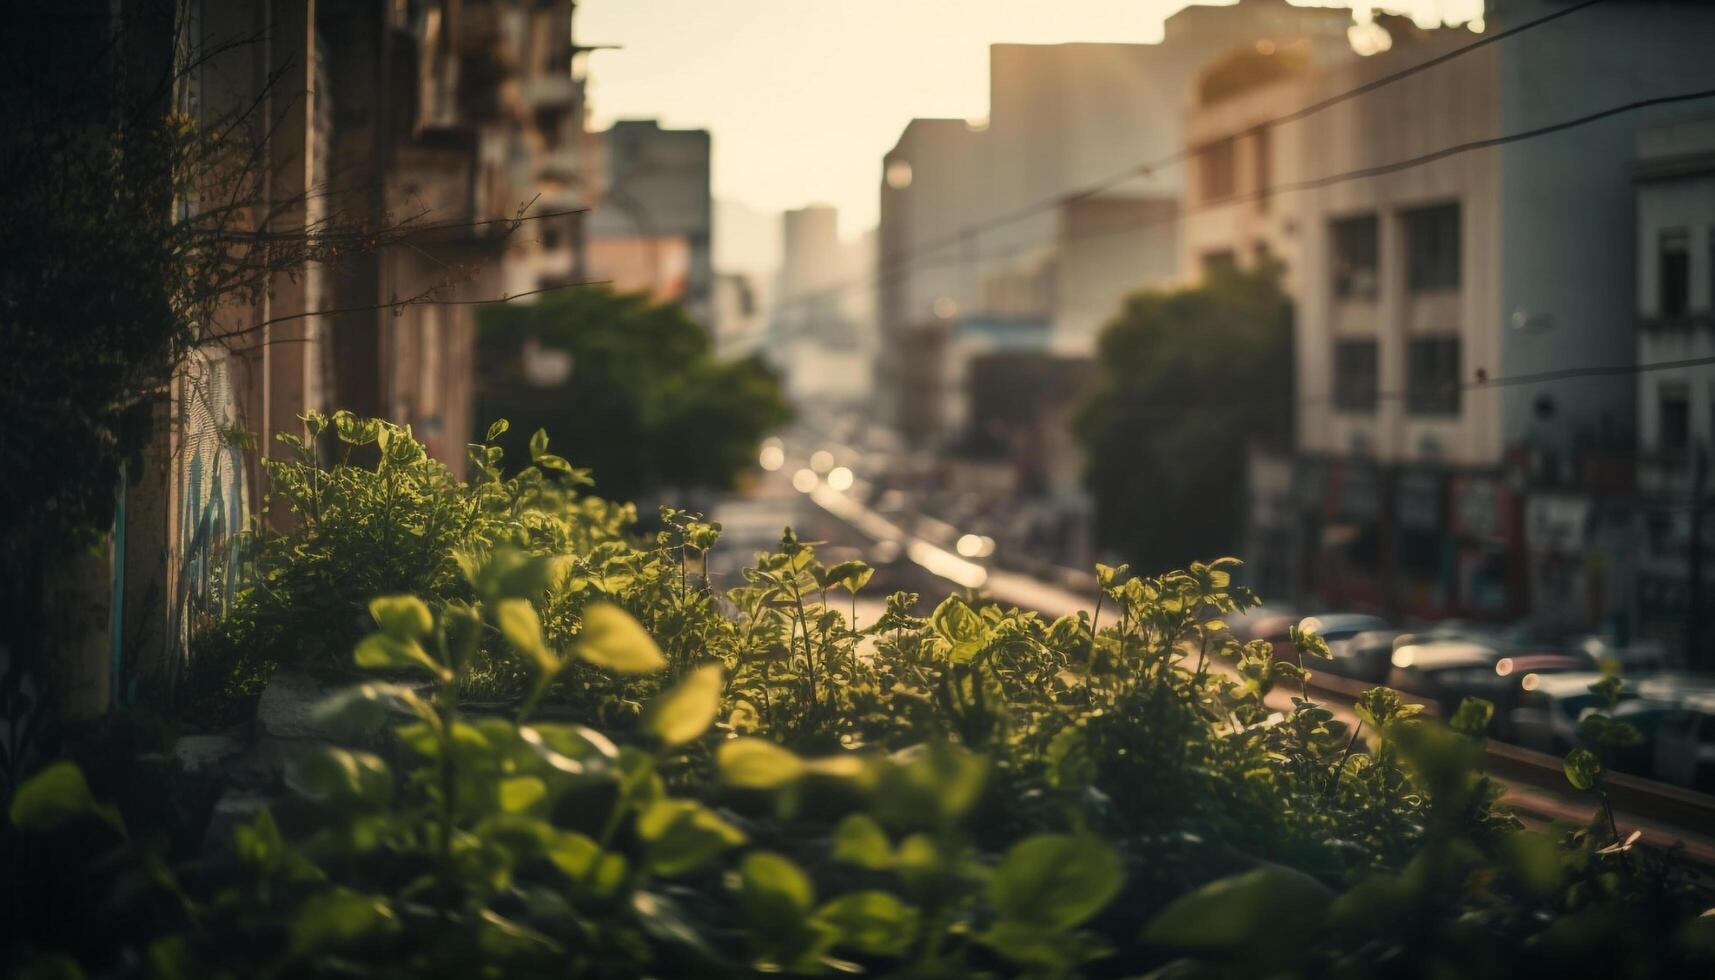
<box><xmin>590</xmin><ymin>120</ymin><xmax>714</xmax><ymax>324</ymax></box>
<box><xmin>1494</xmin><ymin>0</ymin><xmax>1715</xmax><ymax>460</ymax></box>
<box><xmin>1052</xmin><ymin>195</ymin><xmax>1179</xmax><ymax>355</ymax></box>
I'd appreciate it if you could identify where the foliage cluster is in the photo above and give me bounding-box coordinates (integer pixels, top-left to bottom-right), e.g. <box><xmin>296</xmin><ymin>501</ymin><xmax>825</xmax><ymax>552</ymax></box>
<box><xmin>477</xmin><ymin>287</ymin><xmax>792</xmax><ymax>502</ymax></box>
<box><xmin>9</xmin><ymin>417</ymin><xmax>1715</xmax><ymax>978</ymax></box>
<box><xmin>179</xmin><ymin>413</ymin><xmax>634</xmax><ymax>723</ymax></box>
<box><xmin>1075</xmin><ymin>264</ymin><xmax>1293</xmax><ymax>573</ymax></box>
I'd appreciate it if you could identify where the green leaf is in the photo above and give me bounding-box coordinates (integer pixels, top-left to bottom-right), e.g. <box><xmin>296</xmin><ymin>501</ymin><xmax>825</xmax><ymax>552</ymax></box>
<box><xmin>742</xmin><ymin>851</ymin><xmax>815</xmax><ymax>914</ymax></box>
<box><xmin>499</xmin><ymin>776</ymin><xmax>547</xmax><ymax>813</ymax></box>
<box><xmin>636</xmin><ymin>799</ymin><xmax>747</xmax><ymax>876</ymax></box>
<box><xmin>1563</xmin><ymin>747</ymin><xmax>1603</xmax><ymax>791</ymax></box>
<box><xmin>368</xmin><ymin>595</ymin><xmax>432</xmax><ymax>640</ymax></box>
<box><xmin>290</xmin><ymin>888</ymin><xmax>397</xmax><ymax>956</ymax></box>
<box><xmin>478</xmin><ymin>548</ymin><xmax>563</xmax><ymax>600</ymax></box>
<box><xmin>285</xmin><ymin>748</ymin><xmax>393</xmax><ymax>808</ymax></box>
<box><xmin>1143</xmin><ymin>865</ymin><xmax>1332</xmax><ymax>953</ymax></box>
<box><xmin>309</xmin><ymin>682</ymin><xmax>437</xmax><ymax>737</ymax></box>
<box><xmin>529</xmin><ymin>427</ymin><xmax>550</xmax><ymax>460</ymax></box>
<box><xmin>1449</xmin><ymin>696</ymin><xmax>1495</xmax><ymax>736</ymax></box>
<box><xmin>546</xmin><ymin>830</ymin><xmax>598</xmax><ymax>876</ymax></box>
<box><xmin>717</xmin><ymin>738</ymin><xmax>805</xmax><ymax>789</ymax></box>
<box><xmin>494</xmin><ymin>598</ymin><xmax>558</xmax><ymax>676</ymax></box>
<box><xmin>824</xmin><ymin>559</ymin><xmax>875</xmax><ymax>595</ymax></box>
<box><xmin>740</xmin><ymin>852</ymin><xmax>833</xmax><ymax>969</ymax></box>
<box><xmin>980</xmin><ymin>919</ymin><xmax>1099</xmax><ymax>970</ymax></box>
<box><xmin>832</xmin><ymin>814</ymin><xmax>894</xmax><ymax>870</ymax></box>
<box><xmin>7</xmin><ymin>761</ymin><xmax>123</xmax><ymax>834</ymax></box>
<box><xmin>353</xmin><ymin>632</ymin><xmax>446</xmax><ymax>679</ymax></box>
<box><xmin>990</xmin><ymin>834</ymin><xmax>1123</xmax><ymax>932</ymax></box>
<box><xmin>929</xmin><ymin>595</ymin><xmax>989</xmax><ymax>662</ymax></box>
<box><xmin>643</xmin><ymin>664</ymin><xmax>723</xmax><ymax>746</ymax></box>
<box><xmin>1288</xmin><ymin>623</ymin><xmax>1333</xmax><ymax>660</ymax></box>
<box><xmin>813</xmin><ymin>891</ymin><xmax>919</xmax><ymax>957</ymax></box>
<box><xmin>486</xmin><ymin>418</ymin><xmax>510</xmax><ymax>442</ymax></box>
<box><xmin>574</xmin><ymin>602</ymin><xmax>667</xmax><ymax>674</ymax></box>
<box><xmin>478</xmin><ymin>909</ymin><xmax>563</xmax><ymax>957</ymax></box>
<box><xmin>872</xmin><ymin>741</ymin><xmax>988</xmax><ymax>828</ymax></box>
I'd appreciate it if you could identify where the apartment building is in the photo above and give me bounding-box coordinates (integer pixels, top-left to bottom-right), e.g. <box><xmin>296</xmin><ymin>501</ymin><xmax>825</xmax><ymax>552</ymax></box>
<box><xmin>1187</xmin><ymin>2</ymin><xmax>1715</xmax><ymax>625</ymax></box>
<box><xmin>1631</xmin><ymin>114</ymin><xmax>1715</xmax><ymax>645</ymax></box>
<box><xmin>587</xmin><ymin>119</ymin><xmax>714</xmax><ymax>326</ymax></box>
<box><xmin>83</xmin><ymin>0</ymin><xmax>595</xmax><ymax>705</ymax></box>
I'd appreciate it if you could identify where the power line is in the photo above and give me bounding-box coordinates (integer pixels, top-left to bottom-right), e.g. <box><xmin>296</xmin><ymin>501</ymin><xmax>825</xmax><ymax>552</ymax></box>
<box><xmin>771</xmin><ymin>75</ymin><xmax>1715</xmax><ymax>320</ymax></box>
<box><xmin>772</xmin><ymin>0</ymin><xmax>1609</xmax><ymax>314</ymax></box>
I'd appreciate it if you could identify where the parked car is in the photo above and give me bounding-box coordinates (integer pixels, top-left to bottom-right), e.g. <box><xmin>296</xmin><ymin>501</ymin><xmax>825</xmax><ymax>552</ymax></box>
<box><xmin>1231</xmin><ymin>604</ymin><xmax>1299</xmax><ymax>643</ymax></box>
<box><xmin>1326</xmin><ymin>629</ymin><xmax>1402</xmax><ymax>684</ymax></box>
<box><xmin>1298</xmin><ymin>613</ymin><xmax>1392</xmax><ymax>644</ymax></box>
<box><xmin>1480</xmin><ymin>654</ymin><xmax>1592</xmax><ymax>741</ymax></box>
<box><xmin>1277</xmin><ymin>612</ymin><xmax>1390</xmax><ymax>664</ymax></box>
<box><xmin>1386</xmin><ymin>640</ymin><xmax>1506</xmax><ymax>716</ymax></box>
<box><xmin>1654</xmin><ymin>693</ymin><xmax>1715</xmax><ymax>791</ymax></box>
<box><xmin>1503</xmin><ymin>672</ymin><xmax>1668</xmax><ymax>774</ymax></box>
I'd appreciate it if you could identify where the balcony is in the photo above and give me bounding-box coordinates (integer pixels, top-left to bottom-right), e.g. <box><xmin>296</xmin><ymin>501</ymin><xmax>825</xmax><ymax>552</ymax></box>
<box><xmin>521</xmin><ymin>73</ymin><xmax>581</xmax><ymax>108</ymax></box>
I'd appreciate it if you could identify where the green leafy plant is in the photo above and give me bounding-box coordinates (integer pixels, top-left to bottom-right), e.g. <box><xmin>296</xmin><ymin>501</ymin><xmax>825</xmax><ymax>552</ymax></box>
<box><xmin>9</xmin><ymin>414</ymin><xmax>1715</xmax><ymax>979</ymax></box>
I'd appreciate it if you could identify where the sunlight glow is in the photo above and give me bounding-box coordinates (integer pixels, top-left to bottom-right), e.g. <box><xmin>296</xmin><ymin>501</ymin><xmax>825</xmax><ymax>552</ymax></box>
<box><xmin>792</xmin><ymin>468</ymin><xmax>818</xmax><ymax>492</ymax></box>
<box><xmin>827</xmin><ymin>466</ymin><xmax>854</xmax><ymax>491</ymax></box>
<box><xmin>759</xmin><ymin>445</ymin><xmax>785</xmax><ymax>471</ymax></box>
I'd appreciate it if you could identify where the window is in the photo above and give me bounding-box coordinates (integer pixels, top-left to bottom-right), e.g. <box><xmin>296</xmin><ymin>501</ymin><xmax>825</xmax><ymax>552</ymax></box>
<box><xmin>1331</xmin><ymin>215</ymin><xmax>1378</xmax><ymax>300</ymax></box>
<box><xmin>1253</xmin><ymin>126</ymin><xmax>1272</xmax><ymax>212</ymax></box>
<box><xmin>1404</xmin><ymin>203</ymin><xmax>1460</xmax><ymax>292</ymax></box>
<box><xmin>1660</xmin><ymin>383</ymin><xmax>1690</xmax><ymax>454</ymax></box>
<box><xmin>1661</xmin><ymin>229</ymin><xmax>1690</xmax><ymax>318</ymax></box>
<box><xmin>1199</xmin><ymin>137</ymin><xmax>1236</xmax><ymax>202</ymax></box>
<box><xmin>1406</xmin><ymin>336</ymin><xmax>1460</xmax><ymax>415</ymax></box>
<box><xmin>1334</xmin><ymin>339</ymin><xmax>1378</xmax><ymax>413</ymax></box>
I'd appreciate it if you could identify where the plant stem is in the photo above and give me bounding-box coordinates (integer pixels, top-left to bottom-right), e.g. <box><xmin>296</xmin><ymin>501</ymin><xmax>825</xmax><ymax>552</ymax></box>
<box><xmin>1323</xmin><ymin>720</ymin><xmax>1363</xmax><ymax>799</ymax></box>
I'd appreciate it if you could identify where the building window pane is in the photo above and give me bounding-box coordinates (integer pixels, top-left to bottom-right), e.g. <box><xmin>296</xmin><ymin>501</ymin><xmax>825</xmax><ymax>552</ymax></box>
<box><xmin>1660</xmin><ymin>383</ymin><xmax>1690</xmax><ymax>453</ymax></box>
<box><xmin>1334</xmin><ymin>339</ymin><xmax>1378</xmax><ymax>413</ymax></box>
<box><xmin>1331</xmin><ymin>215</ymin><xmax>1378</xmax><ymax>300</ymax></box>
<box><xmin>1405</xmin><ymin>203</ymin><xmax>1460</xmax><ymax>293</ymax></box>
<box><xmin>1199</xmin><ymin>137</ymin><xmax>1236</xmax><ymax>202</ymax></box>
<box><xmin>1406</xmin><ymin>336</ymin><xmax>1460</xmax><ymax>415</ymax></box>
<box><xmin>1254</xmin><ymin>126</ymin><xmax>1272</xmax><ymax>213</ymax></box>
<box><xmin>1661</xmin><ymin>229</ymin><xmax>1690</xmax><ymax>318</ymax></box>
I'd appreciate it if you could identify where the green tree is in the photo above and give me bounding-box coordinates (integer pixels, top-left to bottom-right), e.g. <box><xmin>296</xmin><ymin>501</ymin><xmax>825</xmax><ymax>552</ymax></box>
<box><xmin>477</xmin><ymin>287</ymin><xmax>791</xmax><ymax>500</ymax></box>
<box><xmin>1075</xmin><ymin>263</ymin><xmax>1293</xmax><ymax>573</ymax></box>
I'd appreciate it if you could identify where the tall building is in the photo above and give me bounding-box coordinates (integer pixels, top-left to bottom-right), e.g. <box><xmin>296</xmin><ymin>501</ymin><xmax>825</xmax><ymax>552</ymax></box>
<box><xmin>772</xmin><ymin>205</ymin><xmax>873</xmax><ymax>406</ymax></box>
<box><xmin>67</xmin><ymin>0</ymin><xmax>596</xmax><ymax>704</ymax></box>
<box><xmin>1632</xmin><ymin>112</ymin><xmax>1715</xmax><ymax>653</ymax></box>
<box><xmin>875</xmin><ymin>0</ymin><xmax>1354</xmax><ymax>444</ymax></box>
<box><xmin>1185</xmin><ymin>2</ymin><xmax>1715</xmax><ymax>626</ymax></box>
<box><xmin>587</xmin><ymin>119</ymin><xmax>714</xmax><ymax>326</ymax></box>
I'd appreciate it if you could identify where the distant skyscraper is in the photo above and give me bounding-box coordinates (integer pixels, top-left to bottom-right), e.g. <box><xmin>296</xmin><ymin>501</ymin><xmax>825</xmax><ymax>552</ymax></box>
<box><xmin>588</xmin><ymin>119</ymin><xmax>715</xmax><ymax>326</ymax></box>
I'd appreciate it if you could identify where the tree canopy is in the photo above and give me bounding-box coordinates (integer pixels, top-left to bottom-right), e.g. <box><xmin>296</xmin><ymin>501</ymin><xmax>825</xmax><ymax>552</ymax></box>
<box><xmin>477</xmin><ymin>287</ymin><xmax>792</xmax><ymax>501</ymax></box>
<box><xmin>1075</xmin><ymin>263</ymin><xmax>1294</xmax><ymax>573</ymax></box>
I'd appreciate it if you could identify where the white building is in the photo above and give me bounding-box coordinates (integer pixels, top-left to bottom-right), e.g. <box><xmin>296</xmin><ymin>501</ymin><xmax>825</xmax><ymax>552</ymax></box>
<box><xmin>1637</xmin><ymin>114</ymin><xmax>1715</xmax><ymax>495</ymax></box>
<box><xmin>1187</xmin><ymin>2</ymin><xmax>1715</xmax><ymax>622</ymax></box>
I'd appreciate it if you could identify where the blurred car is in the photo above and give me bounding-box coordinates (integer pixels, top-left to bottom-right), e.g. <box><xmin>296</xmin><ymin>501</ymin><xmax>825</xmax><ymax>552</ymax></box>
<box><xmin>1654</xmin><ymin>693</ymin><xmax>1715</xmax><ymax>791</ymax></box>
<box><xmin>1327</xmin><ymin>629</ymin><xmax>1402</xmax><ymax>684</ymax></box>
<box><xmin>1480</xmin><ymin>654</ymin><xmax>1593</xmax><ymax>740</ymax></box>
<box><xmin>1230</xmin><ymin>603</ymin><xmax>1299</xmax><ymax>642</ymax></box>
<box><xmin>1386</xmin><ymin>640</ymin><xmax>1506</xmax><ymax>716</ymax></box>
<box><xmin>1299</xmin><ymin>613</ymin><xmax>1392</xmax><ymax>643</ymax></box>
<box><xmin>1271</xmin><ymin>612</ymin><xmax>1390</xmax><ymax>664</ymax></box>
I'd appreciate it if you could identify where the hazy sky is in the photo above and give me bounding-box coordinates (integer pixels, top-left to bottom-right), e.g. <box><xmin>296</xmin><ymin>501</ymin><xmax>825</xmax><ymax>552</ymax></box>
<box><xmin>579</xmin><ymin>0</ymin><xmax>1484</xmax><ymax>246</ymax></box>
